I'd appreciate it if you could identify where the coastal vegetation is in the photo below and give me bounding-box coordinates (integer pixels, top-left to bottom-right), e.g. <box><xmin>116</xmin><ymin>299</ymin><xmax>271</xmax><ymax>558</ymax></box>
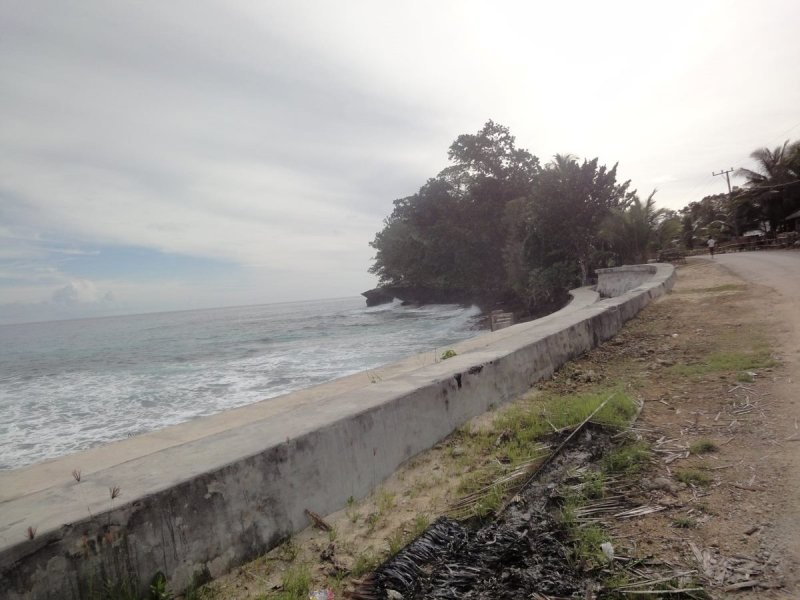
<box><xmin>680</xmin><ymin>138</ymin><xmax>800</xmax><ymax>246</ymax></box>
<box><xmin>368</xmin><ymin>121</ymin><xmax>673</xmax><ymax>317</ymax></box>
<box><xmin>368</xmin><ymin>128</ymin><xmax>800</xmax><ymax>316</ymax></box>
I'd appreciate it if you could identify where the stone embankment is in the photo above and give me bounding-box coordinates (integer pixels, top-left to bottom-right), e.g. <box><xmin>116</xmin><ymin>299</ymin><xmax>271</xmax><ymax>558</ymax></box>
<box><xmin>0</xmin><ymin>264</ymin><xmax>675</xmax><ymax>599</ymax></box>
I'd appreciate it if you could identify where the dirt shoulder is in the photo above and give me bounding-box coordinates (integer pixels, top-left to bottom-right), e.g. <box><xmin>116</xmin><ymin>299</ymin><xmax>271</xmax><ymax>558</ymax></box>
<box><xmin>196</xmin><ymin>258</ymin><xmax>796</xmax><ymax>599</ymax></box>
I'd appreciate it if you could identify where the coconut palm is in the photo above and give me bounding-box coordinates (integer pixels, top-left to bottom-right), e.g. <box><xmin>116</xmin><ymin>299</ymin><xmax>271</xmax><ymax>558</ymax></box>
<box><xmin>735</xmin><ymin>139</ymin><xmax>800</xmax><ymax>233</ymax></box>
<box><xmin>735</xmin><ymin>140</ymin><xmax>800</xmax><ymax>185</ymax></box>
<box><xmin>601</xmin><ymin>190</ymin><xmax>664</xmax><ymax>264</ymax></box>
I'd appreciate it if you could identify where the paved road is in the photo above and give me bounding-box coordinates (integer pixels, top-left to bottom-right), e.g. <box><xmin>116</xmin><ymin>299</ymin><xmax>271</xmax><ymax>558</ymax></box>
<box><xmin>715</xmin><ymin>249</ymin><xmax>799</xmax><ymax>363</ymax></box>
<box><xmin>715</xmin><ymin>250</ymin><xmax>800</xmax><ymax>299</ymax></box>
<box><xmin>714</xmin><ymin>250</ymin><xmax>800</xmax><ymax>586</ymax></box>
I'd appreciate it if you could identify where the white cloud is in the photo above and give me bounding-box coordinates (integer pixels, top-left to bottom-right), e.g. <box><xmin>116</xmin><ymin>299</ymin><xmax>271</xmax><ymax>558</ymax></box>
<box><xmin>1</xmin><ymin>0</ymin><xmax>799</xmax><ymax>323</ymax></box>
<box><xmin>51</xmin><ymin>279</ymin><xmax>105</xmax><ymax>305</ymax></box>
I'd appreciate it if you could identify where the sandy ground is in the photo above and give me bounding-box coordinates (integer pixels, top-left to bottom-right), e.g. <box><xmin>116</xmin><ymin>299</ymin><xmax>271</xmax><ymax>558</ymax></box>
<box><xmin>198</xmin><ymin>253</ymin><xmax>800</xmax><ymax>599</ymax></box>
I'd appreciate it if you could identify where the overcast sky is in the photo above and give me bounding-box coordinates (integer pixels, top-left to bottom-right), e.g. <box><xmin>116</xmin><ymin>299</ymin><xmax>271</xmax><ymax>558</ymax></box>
<box><xmin>1</xmin><ymin>0</ymin><xmax>799</xmax><ymax>324</ymax></box>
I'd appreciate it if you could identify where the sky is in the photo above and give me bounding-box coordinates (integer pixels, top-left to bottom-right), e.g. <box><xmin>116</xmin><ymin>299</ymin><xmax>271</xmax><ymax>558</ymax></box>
<box><xmin>1</xmin><ymin>0</ymin><xmax>799</xmax><ymax>324</ymax></box>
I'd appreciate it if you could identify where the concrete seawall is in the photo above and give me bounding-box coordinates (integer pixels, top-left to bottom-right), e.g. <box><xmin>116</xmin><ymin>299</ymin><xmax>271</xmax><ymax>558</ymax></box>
<box><xmin>596</xmin><ymin>264</ymin><xmax>660</xmax><ymax>298</ymax></box>
<box><xmin>0</xmin><ymin>264</ymin><xmax>676</xmax><ymax>599</ymax></box>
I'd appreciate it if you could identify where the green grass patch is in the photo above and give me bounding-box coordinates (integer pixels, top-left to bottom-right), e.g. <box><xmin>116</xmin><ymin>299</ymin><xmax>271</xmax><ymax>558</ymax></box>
<box><xmin>670</xmin><ymin>350</ymin><xmax>776</xmax><ymax>377</ymax></box>
<box><xmin>675</xmin><ymin>468</ymin><xmax>712</xmax><ymax>487</ymax></box>
<box><xmin>449</xmin><ymin>387</ymin><xmax>637</xmax><ymax>520</ymax></box>
<box><xmin>582</xmin><ymin>470</ymin><xmax>606</xmax><ymax>499</ymax></box>
<box><xmin>493</xmin><ymin>387</ymin><xmax>638</xmax><ymax>443</ymax></box>
<box><xmin>689</xmin><ymin>439</ymin><xmax>718</xmax><ymax>455</ymax></box>
<box><xmin>351</xmin><ymin>550</ymin><xmax>381</xmax><ymax>578</ymax></box>
<box><xmin>672</xmin><ymin>516</ymin><xmax>697</xmax><ymax>529</ymax></box>
<box><xmin>602</xmin><ymin>441</ymin><xmax>651</xmax><ymax>474</ymax></box>
<box><xmin>386</xmin><ymin>529</ymin><xmax>407</xmax><ymax>557</ymax></box>
<box><xmin>412</xmin><ymin>513</ymin><xmax>430</xmax><ymax>537</ymax></box>
<box><xmin>572</xmin><ymin>524</ymin><xmax>610</xmax><ymax>565</ymax></box>
<box><xmin>376</xmin><ymin>488</ymin><xmax>396</xmax><ymax>515</ymax></box>
<box><xmin>271</xmin><ymin>563</ymin><xmax>310</xmax><ymax>600</ymax></box>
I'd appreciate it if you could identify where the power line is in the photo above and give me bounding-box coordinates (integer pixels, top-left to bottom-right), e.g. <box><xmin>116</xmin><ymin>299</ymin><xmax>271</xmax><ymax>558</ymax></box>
<box><xmin>712</xmin><ymin>168</ymin><xmax>735</xmax><ymax>194</ymax></box>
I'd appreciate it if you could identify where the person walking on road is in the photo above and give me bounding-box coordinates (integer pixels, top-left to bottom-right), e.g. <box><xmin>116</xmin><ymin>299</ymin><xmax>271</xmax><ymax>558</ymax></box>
<box><xmin>707</xmin><ymin>237</ymin><xmax>716</xmax><ymax>257</ymax></box>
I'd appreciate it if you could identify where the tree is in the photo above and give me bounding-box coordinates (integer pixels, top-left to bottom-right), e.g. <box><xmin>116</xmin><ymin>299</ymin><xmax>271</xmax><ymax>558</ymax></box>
<box><xmin>369</xmin><ymin>121</ymin><xmax>540</xmax><ymax>303</ymax></box>
<box><xmin>734</xmin><ymin>139</ymin><xmax>800</xmax><ymax>234</ymax></box>
<box><xmin>369</xmin><ymin>123</ymin><xmax>642</xmax><ymax>317</ymax></box>
<box><xmin>735</xmin><ymin>140</ymin><xmax>800</xmax><ymax>186</ymax></box>
<box><xmin>522</xmin><ymin>155</ymin><xmax>632</xmax><ymax>284</ymax></box>
<box><xmin>601</xmin><ymin>191</ymin><xmax>664</xmax><ymax>264</ymax></box>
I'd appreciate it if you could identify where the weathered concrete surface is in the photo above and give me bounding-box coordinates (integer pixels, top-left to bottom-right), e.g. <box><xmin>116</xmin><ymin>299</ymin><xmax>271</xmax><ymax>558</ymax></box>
<box><xmin>596</xmin><ymin>264</ymin><xmax>660</xmax><ymax>298</ymax></box>
<box><xmin>0</xmin><ymin>265</ymin><xmax>675</xmax><ymax>599</ymax></box>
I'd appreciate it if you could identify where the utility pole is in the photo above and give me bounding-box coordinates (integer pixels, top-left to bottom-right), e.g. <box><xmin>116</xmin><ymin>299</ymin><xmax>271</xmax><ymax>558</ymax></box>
<box><xmin>712</xmin><ymin>168</ymin><xmax>734</xmax><ymax>194</ymax></box>
<box><xmin>712</xmin><ymin>168</ymin><xmax>737</xmax><ymax>237</ymax></box>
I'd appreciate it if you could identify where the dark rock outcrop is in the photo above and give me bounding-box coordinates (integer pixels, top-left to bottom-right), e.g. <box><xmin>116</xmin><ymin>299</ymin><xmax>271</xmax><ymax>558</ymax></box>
<box><xmin>361</xmin><ymin>286</ymin><xmax>471</xmax><ymax>307</ymax></box>
<box><xmin>362</xmin><ymin>287</ymin><xmax>396</xmax><ymax>307</ymax></box>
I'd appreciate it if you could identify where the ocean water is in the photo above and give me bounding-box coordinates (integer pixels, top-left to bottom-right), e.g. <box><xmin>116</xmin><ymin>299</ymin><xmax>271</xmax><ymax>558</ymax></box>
<box><xmin>0</xmin><ymin>297</ymin><xmax>482</xmax><ymax>470</ymax></box>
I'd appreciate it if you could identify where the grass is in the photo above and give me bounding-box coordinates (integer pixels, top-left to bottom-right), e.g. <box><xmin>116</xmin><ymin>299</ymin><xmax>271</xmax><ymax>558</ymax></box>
<box><xmin>376</xmin><ymin>488</ymin><xmax>396</xmax><ymax>515</ymax></box>
<box><xmin>365</xmin><ymin>512</ymin><xmax>379</xmax><ymax>533</ymax></box>
<box><xmin>351</xmin><ymin>550</ymin><xmax>381</xmax><ymax>578</ymax></box>
<box><xmin>672</xmin><ymin>517</ymin><xmax>698</xmax><ymax>529</ymax></box>
<box><xmin>271</xmin><ymin>564</ymin><xmax>311</xmax><ymax>600</ymax></box>
<box><xmin>670</xmin><ymin>349</ymin><xmax>776</xmax><ymax>377</ymax></box>
<box><xmin>276</xmin><ymin>538</ymin><xmax>299</xmax><ymax>563</ymax></box>
<box><xmin>582</xmin><ymin>470</ymin><xmax>606</xmax><ymax>499</ymax></box>
<box><xmin>689</xmin><ymin>439</ymin><xmax>718</xmax><ymax>455</ymax></box>
<box><xmin>675</xmin><ymin>468</ymin><xmax>712</xmax><ymax>488</ymax></box>
<box><xmin>149</xmin><ymin>572</ymin><xmax>173</xmax><ymax>600</ymax></box>
<box><xmin>559</xmin><ymin>468</ymin><xmax>617</xmax><ymax>567</ymax></box>
<box><xmin>448</xmin><ymin>387</ymin><xmax>638</xmax><ymax>520</ymax></box>
<box><xmin>440</xmin><ymin>349</ymin><xmax>458</xmax><ymax>360</ymax></box>
<box><xmin>602</xmin><ymin>441</ymin><xmax>651</xmax><ymax>474</ymax></box>
<box><xmin>412</xmin><ymin>513</ymin><xmax>430</xmax><ymax>537</ymax></box>
<box><xmin>494</xmin><ymin>387</ymin><xmax>638</xmax><ymax>440</ymax></box>
<box><xmin>572</xmin><ymin>524</ymin><xmax>610</xmax><ymax>565</ymax></box>
<box><xmin>85</xmin><ymin>577</ymin><xmax>139</xmax><ymax>600</ymax></box>
<box><xmin>346</xmin><ymin>495</ymin><xmax>359</xmax><ymax>523</ymax></box>
<box><xmin>384</xmin><ymin>512</ymin><xmax>432</xmax><ymax>558</ymax></box>
<box><xmin>386</xmin><ymin>529</ymin><xmax>407</xmax><ymax>556</ymax></box>
<box><xmin>327</xmin><ymin>526</ymin><xmax>338</xmax><ymax>543</ymax></box>
<box><xmin>560</xmin><ymin>490</ymin><xmax>611</xmax><ymax>565</ymax></box>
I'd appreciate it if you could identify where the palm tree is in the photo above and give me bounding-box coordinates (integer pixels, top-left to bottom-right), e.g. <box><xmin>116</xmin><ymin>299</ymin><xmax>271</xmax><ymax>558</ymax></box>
<box><xmin>735</xmin><ymin>140</ymin><xmax>800</xmax><ymax>185</ymax></box>
<box><xmin>601</xmin><ymin>191</ymin><xmax>664</xmax><ymax>264</ymax></box>
<box><xmin>735</xmin><ymin>139</ymin><xmax>800</xmax><ymax>233</ymax></box>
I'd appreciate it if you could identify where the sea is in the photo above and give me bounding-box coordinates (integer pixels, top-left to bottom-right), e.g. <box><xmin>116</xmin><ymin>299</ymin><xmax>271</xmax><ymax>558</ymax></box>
<box><xmin>0</xmin><ymin>297</ymin><xmax>483</xmax><ymax>471</ymax></box>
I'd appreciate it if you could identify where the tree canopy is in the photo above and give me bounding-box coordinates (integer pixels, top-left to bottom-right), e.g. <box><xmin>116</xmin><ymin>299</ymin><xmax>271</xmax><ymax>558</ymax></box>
<box><xmin>369</xmin><ymin>122</ymin><xmax>664</xmax><ymax>316</ymax></box>
<box><xmin>680</xmin><ymin>139</ymin><xmax>800</xmax><ymax>244</ymax></box>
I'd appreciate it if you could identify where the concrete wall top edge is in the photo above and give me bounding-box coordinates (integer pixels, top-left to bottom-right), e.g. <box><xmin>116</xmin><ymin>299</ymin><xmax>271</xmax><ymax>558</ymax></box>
<box><xmin>0</xmin><ymin>264</ymin><xmax>676</xmax><ymax>562</ymax></box>
<box><xmin>595</xmin><ymin>264</ymin><xmax>659</xmax><ymax>274</ymax></box>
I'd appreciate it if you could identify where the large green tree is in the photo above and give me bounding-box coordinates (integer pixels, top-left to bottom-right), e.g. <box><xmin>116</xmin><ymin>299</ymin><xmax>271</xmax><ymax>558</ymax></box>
<box><xmin>369</xmin><ymin>121</ymin><xmax>539</xmax><ymax>303</ymax></box>
<box><xmin>502</xmin><ymin>155</ymin><xmax>635</xmax><ymax>312</ymax></box>
<box><xmin>518</xmin><ymin>155</ymin><xmax>633</xmax><ymax>283</ymax></box>
<box><xmin>369</xmin><ymin>123</ymin><xmax>648</xmax><ymax>316</ymax></box>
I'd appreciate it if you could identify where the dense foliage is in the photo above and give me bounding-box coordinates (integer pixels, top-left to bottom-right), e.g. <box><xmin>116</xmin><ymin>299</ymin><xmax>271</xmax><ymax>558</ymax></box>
<box><xmin>369</xmin><ymin>122</ymin><xmax>664</xmax><ymax>315</ymax></box>
<box><xmin>681</xmin><ymin>139</ymin><xmax>800</xmax><ymax>245</ymax></box>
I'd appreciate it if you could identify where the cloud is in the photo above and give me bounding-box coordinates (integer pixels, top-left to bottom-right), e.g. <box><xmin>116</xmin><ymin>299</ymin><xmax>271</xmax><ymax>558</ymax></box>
<box><xmin>1</xmin><ymin>0</ymin><xmax>799</xmax><ymax>324</ymax></box>
<box><xmin>51</xmin><ymin>279</ymin><xmax>104</xmax><ymax>305</ymax></box>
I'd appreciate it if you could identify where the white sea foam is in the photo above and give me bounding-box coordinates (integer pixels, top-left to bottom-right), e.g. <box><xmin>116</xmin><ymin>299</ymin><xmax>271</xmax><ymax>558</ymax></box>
<box><xmin>0</xmin><ymin>297</ymin><xmax>483</xmax><ymax>469</ymax></box>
